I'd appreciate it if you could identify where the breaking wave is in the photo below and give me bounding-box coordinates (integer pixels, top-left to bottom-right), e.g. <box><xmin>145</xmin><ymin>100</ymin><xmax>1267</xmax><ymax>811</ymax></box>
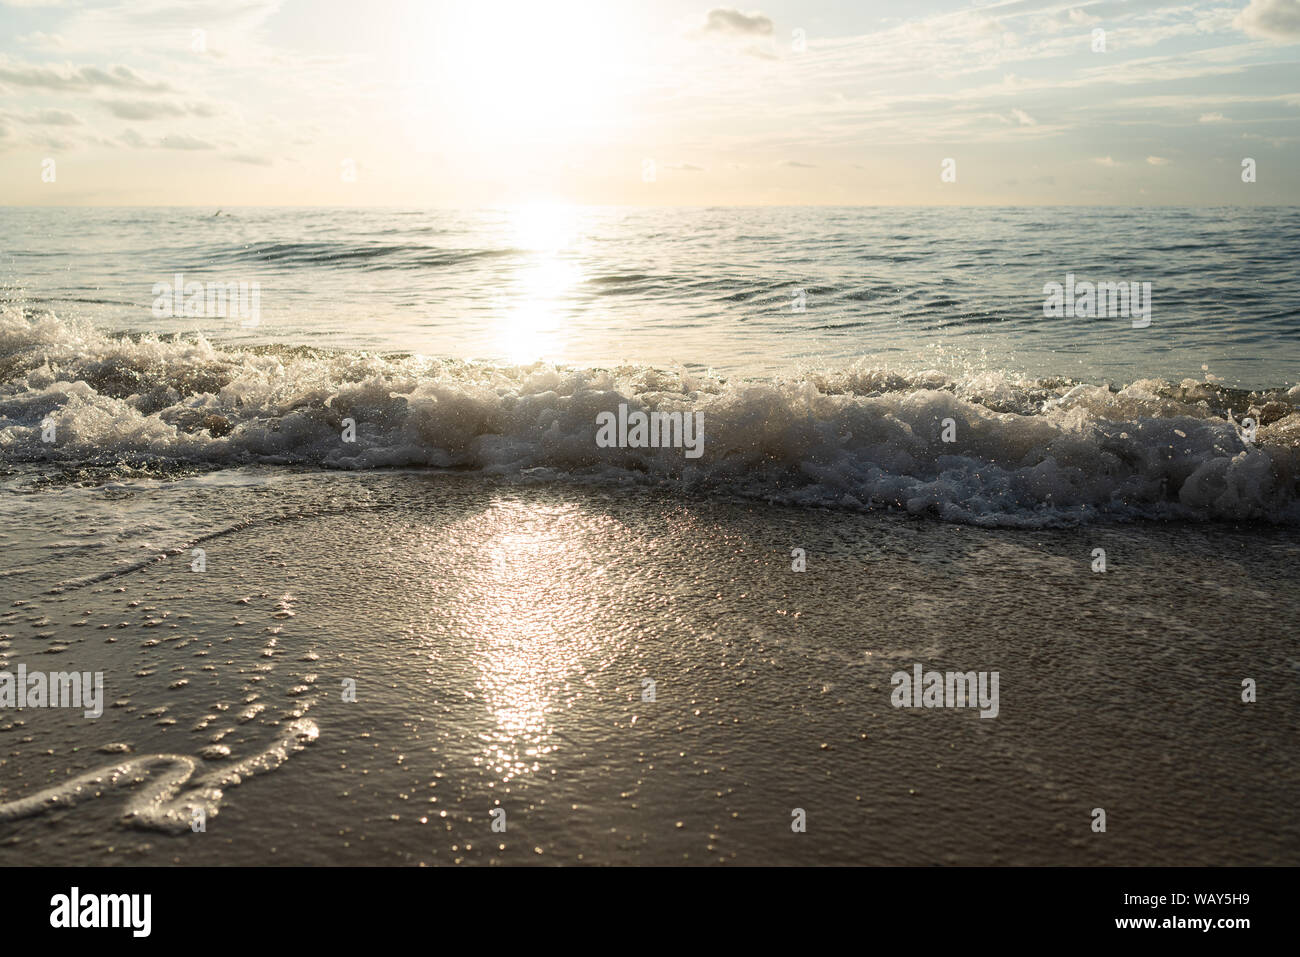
<box><xmin>2</xmin><ymin>306</ymin><xmax>1299</xmax><ymax>527</ymax></box>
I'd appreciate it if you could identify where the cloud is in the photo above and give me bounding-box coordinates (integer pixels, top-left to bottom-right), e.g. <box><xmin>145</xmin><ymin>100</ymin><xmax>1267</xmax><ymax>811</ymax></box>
<box><xmin>36</xmin><ymin>108</ymin><xmax>82</xmax><ymax>125</ymax></box>
<box><xmin>16</xmin><ymin>31</ymin><xmax>65</xmax><ymax>49</ymax></box>
<box><xmin>98</xmin><ymin>99</ymin><xmax>221</xmax><ymax>120</ymax></box>
<box><xmin>37</xmin><ymin>0</ymin><xmax>283</xmax><ymax>59</ymax></box>
<box><xmin>1235</xmin><ymin>0</ymin><xmax>1300</xmax><ymax>40</ymax></box>
<box><xmin>100</xmin><ymin>99</ymin><xmax>187</xmax><ymax>120</ymax></box>
<box><xmin>1</xmin><ymin>107</ymin><xmax>83</xmax><ymax>126</ymax></box>
<box><xmin>704</xmin><ymin>8</ymin><xmax>773</xmax><ymax>36</ymax></box>
<box><xmin>1146</xmin><ymin>155</ymin><xmax>1170</xmax><ymax>165</ymax></box>
<box><xmin>159</xmin><ymin>133</ymin><xmax>216</xmax><ymax>150</ymax></box>
<box><xmin>30</xmin><ymin>133</ymin><xmax>75</xmax><ymax>150</ymax></box>
<box><xmin>119</xmin><ymin>128</ymin><xmax>216</xmax><ymax>150</ymax></box>
<box><xmin>0</xmin><ymin>58</ymin><xmax>174</xmax><ymax>92</ymax></box>
<box><xmin>2</xmin><ymin>0</ymin><xmax>1297</xmax><ymax>204</ymax></box>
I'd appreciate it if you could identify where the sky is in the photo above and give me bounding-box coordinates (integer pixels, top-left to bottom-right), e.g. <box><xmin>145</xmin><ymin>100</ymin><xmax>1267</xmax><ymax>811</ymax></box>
<box><xmin>1</xmin><ymin>0</ymin><xmax>1298</xmax><ymax>205</ymax></box>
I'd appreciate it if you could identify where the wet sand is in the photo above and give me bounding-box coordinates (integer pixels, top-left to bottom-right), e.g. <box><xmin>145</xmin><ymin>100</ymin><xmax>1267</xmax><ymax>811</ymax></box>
<box><xmin>1</xmin><ymin>472</ymin><xmax>1297</xmax><ymax>864</ymax></box>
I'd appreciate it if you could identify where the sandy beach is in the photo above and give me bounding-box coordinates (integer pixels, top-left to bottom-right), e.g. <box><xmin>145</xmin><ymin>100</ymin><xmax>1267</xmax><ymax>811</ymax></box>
<box><xmin>2</xmin><ymin>470</ymin><xmax>1296</xmax><ymax>865</ymax></box>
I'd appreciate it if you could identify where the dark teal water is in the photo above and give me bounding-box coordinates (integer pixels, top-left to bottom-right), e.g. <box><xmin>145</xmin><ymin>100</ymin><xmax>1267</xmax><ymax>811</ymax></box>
<box><xmin>4</xmin><ymin>205</ymin><xmax>1298</xmax><ymax>387</ymax></box>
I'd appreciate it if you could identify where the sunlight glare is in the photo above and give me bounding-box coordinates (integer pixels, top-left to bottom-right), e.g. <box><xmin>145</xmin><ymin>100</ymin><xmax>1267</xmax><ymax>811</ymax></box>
<box><xmin>493</xmin><ymin>202</ymin><xmax>583</xmax><ymax>364</ymax></box>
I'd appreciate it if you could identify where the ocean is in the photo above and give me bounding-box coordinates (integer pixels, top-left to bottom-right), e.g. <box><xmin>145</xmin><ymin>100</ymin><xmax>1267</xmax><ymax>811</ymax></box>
<box><xmin>4</xmin><ymin>205</ymin><xmax>1300</xmax><ymax>529</ymax></box>
<box><xmin>6</xmin><ymin>205</ymin><xmax>1300</xmax><ymax>383</ymax></box>
<box><xmin>1</xmin><ymin>205</ymin><xmax>1298</xmax><ymax>865</ymax></box>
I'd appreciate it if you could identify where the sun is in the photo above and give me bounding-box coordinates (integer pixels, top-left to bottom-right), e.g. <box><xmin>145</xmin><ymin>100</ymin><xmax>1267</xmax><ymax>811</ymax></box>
<box><xmin>405</xmin><ymin>0</ymin><xmax>629</xmax><ymax>149</ymax></box>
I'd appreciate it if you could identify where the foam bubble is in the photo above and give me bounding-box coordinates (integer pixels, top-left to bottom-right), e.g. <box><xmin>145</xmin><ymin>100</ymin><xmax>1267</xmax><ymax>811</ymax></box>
<box><xmin>0</xmin><ymin>717</ymin><xmax>318</xmax><ymax>833</ymax></box>
<box><xmin>3</xmin><ymin>307</ymin><xmax>1298</xmax><ymax>527</ymax></box>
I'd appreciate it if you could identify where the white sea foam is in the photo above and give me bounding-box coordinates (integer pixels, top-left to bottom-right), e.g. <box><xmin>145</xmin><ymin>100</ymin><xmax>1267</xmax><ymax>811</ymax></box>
<box><xmin>0</xmin><ymin>716</ymin><xmax>318</xmax><ymax>833</ymax></box>
<box><xmin>2</xmin><ymin>306</ymin><xmax>1298</xmax><ymax>527</ymax></box>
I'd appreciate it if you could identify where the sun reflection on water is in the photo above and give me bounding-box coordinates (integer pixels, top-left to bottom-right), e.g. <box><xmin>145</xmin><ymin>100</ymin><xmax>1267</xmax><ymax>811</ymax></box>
<box><xmin>496</xmin><ymin>202</ymin><xmax>583</xmax><ymax>364</ymax></box>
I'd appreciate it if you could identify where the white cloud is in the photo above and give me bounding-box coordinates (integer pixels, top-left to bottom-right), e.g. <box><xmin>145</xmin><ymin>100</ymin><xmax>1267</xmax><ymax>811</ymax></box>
<box><xmin>0</xmin><ymin>107</ymin><xmax>83</xmax><ymax>126</ymax></box>
<box><xmin>118</xmin><ymin>129</ymin><xmax>217</xmax><ymax>150</ymax></box>
<box><xmin>0</xmin><ymin>58</ymin><xmax>174</xmax><ymax>92</ymax></box>
<box><xmin>33</xmin><ymin>108</ymin><xmax>81</xmax><ymax>125</ymax></box>
<box><xmin>1235</xmin><ymin>0</ymin><xmax>1300</xmax><ymax>41</ymax></box>
<box><xmin>98</xmin><ymin>98</ymin><xmax>221</xmax><ymax>120</ymax></box>
<box><xmin>703</xmin><ymin>8</ymin><xmax>773</xmax><ymax>36</ymax></box>
<box><xmin>16</xmin><ymin>32</ymin><xmax>65</xmax><ymax>49</ymax></box>
<box><xmin>159</xmin><ymin>133</ymin><xmax>215</xmax><ymax>150</ymax></box>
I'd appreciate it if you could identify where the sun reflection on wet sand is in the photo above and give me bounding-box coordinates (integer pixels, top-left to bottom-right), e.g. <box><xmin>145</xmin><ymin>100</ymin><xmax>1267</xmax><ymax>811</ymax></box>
<box><xmin>457</xmin><ymin>498</ymin><xmax>606</xmax><ymax>784</ymax></box>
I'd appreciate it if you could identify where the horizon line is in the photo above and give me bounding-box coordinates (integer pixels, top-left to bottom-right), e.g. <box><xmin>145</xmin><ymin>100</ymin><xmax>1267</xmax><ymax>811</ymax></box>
<box><xmin>4</xmin><ymin>202</ymin><xmax>1297</xmax><ymax>210</ymax></box>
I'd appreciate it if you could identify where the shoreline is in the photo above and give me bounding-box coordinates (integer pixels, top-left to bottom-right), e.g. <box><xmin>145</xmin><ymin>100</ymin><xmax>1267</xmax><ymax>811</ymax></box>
<box><xmin>2</xmin><ymin>473</ymin><xmax>1296</xmax><ymax>865</ymax></box>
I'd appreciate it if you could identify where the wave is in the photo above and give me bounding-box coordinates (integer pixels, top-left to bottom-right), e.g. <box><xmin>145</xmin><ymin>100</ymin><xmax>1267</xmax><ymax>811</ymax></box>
<box><xmin>198</xmin><ymin>241</ymin><xmax>520</xmax><ymax>271</ymax></box>
<box><xmin>2</xmin><ymin>306</ymin><xmax>1299</xmax><ymax>527</ymax></box>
